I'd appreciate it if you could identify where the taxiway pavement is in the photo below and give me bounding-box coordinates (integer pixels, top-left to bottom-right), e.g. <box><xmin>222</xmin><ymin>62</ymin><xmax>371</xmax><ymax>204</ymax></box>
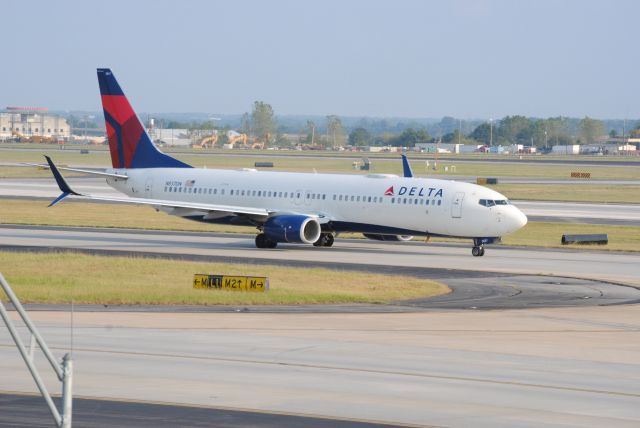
<box><xmin>1</xmin><ymin>225</ymin><xmax>639</xmax><ymax>288</ymax></box>
<box><xmin>1</xmin><ymin>307</ymin><xmax>639</xmax><ymax>427</ymax></box>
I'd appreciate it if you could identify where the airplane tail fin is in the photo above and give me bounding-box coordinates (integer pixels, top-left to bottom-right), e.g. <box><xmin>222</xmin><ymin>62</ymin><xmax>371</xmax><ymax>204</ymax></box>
<box><xmin>97</xmin><ymin>68</ymin><xmax>191</xmax><ymax>169</ymax></box>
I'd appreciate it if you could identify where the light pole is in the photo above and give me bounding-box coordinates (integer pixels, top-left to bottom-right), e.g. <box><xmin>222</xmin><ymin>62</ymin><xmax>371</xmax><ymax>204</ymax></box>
<box><xmin>489</xmin><ymin>119</ymin><xmax>493</xmax><ymax>147</ymax></box>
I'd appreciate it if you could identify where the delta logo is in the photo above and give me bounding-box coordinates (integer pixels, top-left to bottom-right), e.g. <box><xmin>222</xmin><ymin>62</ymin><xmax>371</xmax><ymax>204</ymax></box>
<box><xmin>383</xmin><ymin>186</ymin><xmax>443</xmax><ymax>197</ymax></box>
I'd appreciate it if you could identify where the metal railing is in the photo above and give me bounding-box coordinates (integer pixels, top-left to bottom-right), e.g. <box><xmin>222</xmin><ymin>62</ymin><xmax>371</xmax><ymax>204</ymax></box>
<box><xmin>0</xmin><ymin>273</ymin><xmax>72</xmax><ymax>427</ymax></box>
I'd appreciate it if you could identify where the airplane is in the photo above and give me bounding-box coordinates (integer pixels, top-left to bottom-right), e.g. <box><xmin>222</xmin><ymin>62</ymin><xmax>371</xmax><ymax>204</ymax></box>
<box><xmin>42</xmin><ymin>68</ymin><xmax>527</xmax><ymax>257</ymax></box>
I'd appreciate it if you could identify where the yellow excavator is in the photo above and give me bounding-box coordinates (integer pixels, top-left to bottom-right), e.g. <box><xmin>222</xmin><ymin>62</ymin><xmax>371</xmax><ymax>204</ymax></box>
<box><xmin>191</xmin><ymin>133</ymin><xmax>219</xmax><ymax>149</ymax></box>
<box><xmin>227</xmin><ymin>132</ymin><xmax>248</xmax><ymax>148</ymax></box>
<box><xmin>251</xmin><ymin>133</ymin><xmax>270</xmax><ymax>150</ymax></box>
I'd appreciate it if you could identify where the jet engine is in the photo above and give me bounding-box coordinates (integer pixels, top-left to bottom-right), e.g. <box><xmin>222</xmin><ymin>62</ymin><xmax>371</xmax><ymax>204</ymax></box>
<box><xmin>362</xmin><ymin>234</ymin><xmax>413</xmax><ymax>242</ymax></box>
<box><xmin>264</xmin><ymin>215</ymin><xmax>321</xmax><ymax>244</ymax></box>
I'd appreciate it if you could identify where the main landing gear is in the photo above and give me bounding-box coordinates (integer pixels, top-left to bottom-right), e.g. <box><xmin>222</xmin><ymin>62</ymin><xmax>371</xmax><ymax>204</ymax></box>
<box><xmin>255</xmin><ymin>233</ymin><xmax>277</xmax><ymax>249</ymax></box>
<box><xmin>313</xmin><ymin>233</ymin><xmax>335</xmax><ymax>247</ymax></box>
<box><xmin>472</xmin><ymin>238</ymin><xmax>485</xmax><ymax>257</ymax></box>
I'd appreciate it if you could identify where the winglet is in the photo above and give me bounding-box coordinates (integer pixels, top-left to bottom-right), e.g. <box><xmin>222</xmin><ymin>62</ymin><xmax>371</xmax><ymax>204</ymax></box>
<box><xmin>45</xmin><ymin>156</ymin><xmax>81</xmax><ymax>207</ymax></box>
<box><xmin>401</xmin><ymin>154</ymin><xmax>414</xmax><ymax>178</ymax></box>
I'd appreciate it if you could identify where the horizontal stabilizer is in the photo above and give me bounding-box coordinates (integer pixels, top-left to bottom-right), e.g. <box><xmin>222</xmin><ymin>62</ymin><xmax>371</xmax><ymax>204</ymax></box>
<box><xmin>21</xmin><ymin>162</ymin><xmax>128</xmax><ymax>179</ymax></box>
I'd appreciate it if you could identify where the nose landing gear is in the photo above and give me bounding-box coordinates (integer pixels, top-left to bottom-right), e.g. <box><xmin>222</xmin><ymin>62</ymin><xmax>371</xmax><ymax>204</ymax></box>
<box><xmin>472</xmin><ymin>238</ymin><xmax>487</xmax><ymax>257</ymax></box>
<box><xmin>472</xmin><ymin>246</ymin><xmax>485</xmax><ymax>257</ymax></box>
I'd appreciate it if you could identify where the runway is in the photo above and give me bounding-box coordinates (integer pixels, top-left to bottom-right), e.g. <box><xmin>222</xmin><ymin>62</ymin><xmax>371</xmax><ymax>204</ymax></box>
<box><xmin>1</xmin><ymin>177</ymin><xmax>639</xmax><ymax>225</ymax></box>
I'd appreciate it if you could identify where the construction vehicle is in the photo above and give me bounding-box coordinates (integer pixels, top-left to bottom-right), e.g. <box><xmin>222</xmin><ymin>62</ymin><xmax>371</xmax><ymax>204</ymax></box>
<box><xmin>251</xmin><ymin>132</ymin><xmax>270</xmax><ymax>150</ymax></box>
<box><xmin>227</xmin><ymin>132</ymin><xmax>248</xmax><ymax>148</ymax></box>
<box><xmin>191</xmin><ymin>133</ymin><xmax>219</xmax><ymax>149</ymax></box>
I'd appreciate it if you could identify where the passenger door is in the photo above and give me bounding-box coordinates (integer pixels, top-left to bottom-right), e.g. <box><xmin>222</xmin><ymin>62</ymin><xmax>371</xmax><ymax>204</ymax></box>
<box><xmin>451</xmin><ymin>192</ymin><xmax>464</xmax><ymax>218</ymax></box>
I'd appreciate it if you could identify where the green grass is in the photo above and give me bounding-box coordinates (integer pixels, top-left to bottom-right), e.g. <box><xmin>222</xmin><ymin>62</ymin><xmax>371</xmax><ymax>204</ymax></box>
<box><xmin>0</xmin><ymin>199</ymin><xmax>254</xmax><ymax>233</ymax></box>
<box><xmin>0</xmin><ymin>251</ymin><xmax>449</xmax><ymax>305</ymax></box>
<box><xmin>501</xmin><ymin>222</ymin><xmax>640</xmax><ymax>252</ymax></box>
<box><xmin>2</xmin><ymin>145</ymin><xmax>640</xmax><ymax>179</ymax></box>
<box><xmin>490</xmin><ymin>184</ymin><xmax>640</xmax><ymax>204</ymax></box>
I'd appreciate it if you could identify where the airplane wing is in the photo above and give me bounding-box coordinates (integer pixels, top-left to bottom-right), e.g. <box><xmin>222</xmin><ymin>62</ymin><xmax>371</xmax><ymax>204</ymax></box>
<box><xmin>21</xmin><ymin>162</ymin><xmax>129</xmax><ymax>179</ymax></box>
<box><xmin>44</xmin><ymin>156</ymin><xmax>270</xmax><ymax>217</ymax></box>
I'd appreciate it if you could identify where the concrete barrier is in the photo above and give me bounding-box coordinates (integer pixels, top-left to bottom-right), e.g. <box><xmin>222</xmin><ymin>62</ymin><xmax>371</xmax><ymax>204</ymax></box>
<box><xmin>477</xmin><ymin>178</ymin><xmax>498</xmax><ymax>185</ymax></box>
<box><xmin>570</xmin><ymin>172</ymin><xmax>591</xmax><ymax>179</ymax></box>
<box><xmin>561</xmin><ymin>234</ymin><xmax>608</xmax><ymax>245</ymax></box>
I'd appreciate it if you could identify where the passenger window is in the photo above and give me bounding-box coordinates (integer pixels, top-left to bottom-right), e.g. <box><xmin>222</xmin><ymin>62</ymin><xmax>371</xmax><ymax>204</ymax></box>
<box><xmin>438</xmin><ymin>200</ymin><xmax>442</xmax><ymax>206</ymax></box>
<box><xmin>333</xmin><ymin>195</ymin><xmax>337</xmax><ymax>200</ymax></box>
<box><xmin>322</xmin><ymin>194</ymin><xmax>326</xmax><ymax>200</ymax></box>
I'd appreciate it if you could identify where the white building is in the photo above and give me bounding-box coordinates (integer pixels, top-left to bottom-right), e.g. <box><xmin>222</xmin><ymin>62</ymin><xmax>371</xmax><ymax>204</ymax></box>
<box><xmin>0</xmin><ymin>107</ymin><xmax>70</xmax><ymax>141</ymax></box>
<box><xmin>551</xmin><ymin>144</ymin><xmax>580</xmax><ymax>155</ymax></box>
<box><xmin>415</xmin><ymin>143</ymin><xmax>463</xmax><ymax>153</ymax></box>
<box><xmin>151</xmin><ymin>128</ymin><xmax>192</xmax><ymax>146</ymax></box>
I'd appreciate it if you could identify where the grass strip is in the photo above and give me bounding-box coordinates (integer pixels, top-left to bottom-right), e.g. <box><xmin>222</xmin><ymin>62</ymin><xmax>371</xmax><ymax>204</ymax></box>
<box><xmin>0</xmin><ymin>251</ymin><xmax>449</xmax><ymax>305</ymax></box>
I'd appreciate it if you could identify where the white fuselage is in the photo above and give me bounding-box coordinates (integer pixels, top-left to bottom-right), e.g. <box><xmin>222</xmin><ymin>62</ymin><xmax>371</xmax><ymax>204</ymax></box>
<box><xmin>106</xmin><ymin>168</ymin><xmax>527</xmax><ymax>238</ymax></box>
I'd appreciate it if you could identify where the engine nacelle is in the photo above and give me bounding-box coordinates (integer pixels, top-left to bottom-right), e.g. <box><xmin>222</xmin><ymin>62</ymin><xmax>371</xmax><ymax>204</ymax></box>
<box><xmin>362</xmin><ymin>234</ymin><xmax>413</xmax><ymax>242</ymax></box>
<box><xmin>264</xmin><ymin>215</ymin><xmax>321</xmax><ymax>244</ymax></box>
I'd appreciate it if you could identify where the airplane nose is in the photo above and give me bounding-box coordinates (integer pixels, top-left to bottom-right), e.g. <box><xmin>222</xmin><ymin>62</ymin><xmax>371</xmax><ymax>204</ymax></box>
<box><xmin>513</xmin><ymin>208</ymin><xmax>528</xmax><ymax>230</ymax></box>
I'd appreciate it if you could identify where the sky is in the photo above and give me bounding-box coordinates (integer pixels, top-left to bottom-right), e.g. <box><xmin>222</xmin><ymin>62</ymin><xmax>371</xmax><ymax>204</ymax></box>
<box><xmin>1</xmin><ymin>0</ymin><xmax>638</xmax><ymax>119</ymax></box>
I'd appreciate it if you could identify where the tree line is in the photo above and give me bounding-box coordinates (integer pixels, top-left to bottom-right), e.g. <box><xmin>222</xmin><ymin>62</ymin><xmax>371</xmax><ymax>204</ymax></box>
<box><xmin>124</xmin><ymin>102</ymin><xmax>640</xmax><ymax>149</ymax></box>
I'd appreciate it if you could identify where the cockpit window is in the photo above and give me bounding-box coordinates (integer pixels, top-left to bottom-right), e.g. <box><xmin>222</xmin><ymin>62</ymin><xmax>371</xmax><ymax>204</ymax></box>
<box><xmin>479</xmin><ymin>199</ymin><xmax>510</xmax><ymax>207</ymax></box>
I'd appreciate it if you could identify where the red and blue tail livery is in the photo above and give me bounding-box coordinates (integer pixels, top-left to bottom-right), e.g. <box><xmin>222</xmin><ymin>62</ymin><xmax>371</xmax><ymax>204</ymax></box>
<box><xmin>97</xmin><ymin>68</ymin><xmax>191</xmax><ymax>169</ymax></box>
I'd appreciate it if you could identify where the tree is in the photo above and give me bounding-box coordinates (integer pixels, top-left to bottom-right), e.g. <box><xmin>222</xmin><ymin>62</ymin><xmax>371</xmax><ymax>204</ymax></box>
<box><xmin>326</xmin><ymin>115</ymin><xmax>346</xmax><ymax>147</ymax></box>
<box><xmin>388</xmin><ymin>128</ymin><xmax>431</xmax><ymax>147</ymax></box>
<box><xmin>498</xmin><ymin>115</ymin><xmax>532</xmax><ymax>145</ymax></box>
<box><xmin>609</xmin><ymin>129</ymin><xmax>618</xmax><ymax>138</ymax></box>
<box><xmin>240</xmin><ymin>112</ymin><xmax>250</xmax><ymax>135</ymax></box>
<box><xmin>348</xmin><ymin>127</ymin><xmax>372</xmax><ymax>146</ymax></box>
<box><xmin>546</xmin><ymin>116</ymin><xmax>571</xmax><ymax>145</ymax></box>
<box><xmin>578</xmin><ymin>117</ymin><xmax>605</xmax><ymax>145</ymax></box>
<box><xmin>303</xmin><ymin>120</ymin><xmax>316</xmax><ymax>145</ymax></box>
<box><xmin>469</xmin><ymin>123</ymin><xmax>491</xmax><ymax>145</ymax></box>
<box><xmin>250</xmin><ymin>101</ymin><xmax>276</xmax><ymax>140</ymax></box>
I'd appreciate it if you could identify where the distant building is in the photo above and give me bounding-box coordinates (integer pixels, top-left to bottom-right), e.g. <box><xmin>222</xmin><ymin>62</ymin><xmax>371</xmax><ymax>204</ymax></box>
<box><xmin>151</xmin><ymin>128</ymin><xmax>192</xmax><ymax>146</ymax></box>
<box><xmin>415</xmin><ymin>143</ymin><xmax>463</xmax><ymax>153</ymax></box>
<box><xmin>551</xmin><ymin>144</ymin><xmax>580</xmax><ymax>155</ymax></box>
<box><xmin>0</xmin><ymin>107</ymin><xmax>70</xmax><ymax>141</ymax></box>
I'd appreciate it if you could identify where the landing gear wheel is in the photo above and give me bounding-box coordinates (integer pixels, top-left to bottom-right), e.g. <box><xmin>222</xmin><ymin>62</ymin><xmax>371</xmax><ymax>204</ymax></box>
<box><xmin>255</xmin><ymin>233</ymin><xmax>277</xmax><ymax>249</ymax></box>
<box><xmin>313</xmin><ymin>233</ymin><xmax>335</xmax><ymax>247</ymax></box>
<box><xmin>472</xmin><ymin>246</ymin><xmax>484</xmax><ymax>257</ymax></box>
<box><xmin>324</xmin><ymin>234</ymin><xmax>334</xmax><ymax>247</ymax></box>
